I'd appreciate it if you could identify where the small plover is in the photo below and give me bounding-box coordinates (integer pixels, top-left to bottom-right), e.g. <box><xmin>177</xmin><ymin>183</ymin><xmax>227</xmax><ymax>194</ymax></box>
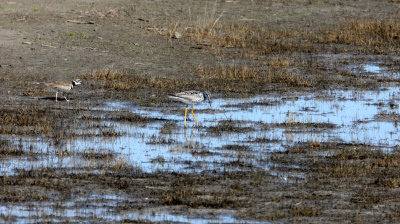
<box><xmin>43</xmin><ymin>79</ymin><xmax>82</xmax><ymax>102</ymax></box>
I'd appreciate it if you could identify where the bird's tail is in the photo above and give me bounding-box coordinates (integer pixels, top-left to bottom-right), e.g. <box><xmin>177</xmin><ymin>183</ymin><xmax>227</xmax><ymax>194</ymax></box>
<box><xmin>167</xmin><ymin>93</ymin><xmax>179</xmax><ymax>99</ymax></box>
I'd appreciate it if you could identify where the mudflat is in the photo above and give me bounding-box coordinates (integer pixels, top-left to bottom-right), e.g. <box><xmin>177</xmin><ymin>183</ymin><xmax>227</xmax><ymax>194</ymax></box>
<box><xmin>1</xmin><ymin>0</ymin><xmax>400</xmax><ymax>223</ymax></box>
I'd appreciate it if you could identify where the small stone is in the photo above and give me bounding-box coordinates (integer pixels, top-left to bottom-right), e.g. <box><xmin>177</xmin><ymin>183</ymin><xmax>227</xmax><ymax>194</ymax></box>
<box><xmin>390</xmin><ymin>102</ymin><xmax>399</xmax><ymax>109</ymax></box>
<box><xmin>172</xmin><ymin>31</ymin><xmax>182</xmax><ymax>39</ymax></box>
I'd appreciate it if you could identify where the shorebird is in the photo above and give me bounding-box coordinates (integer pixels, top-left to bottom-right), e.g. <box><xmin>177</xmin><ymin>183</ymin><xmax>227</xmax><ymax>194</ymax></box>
<box><xmin>168</xmin><ymin>90</ymin><xmax>211</xmax><ymax>126</ymax></box>
<box><xmin>43</xmin><ymin>79</ymin><xmax>82</xmax><ymax>102</ymax></box>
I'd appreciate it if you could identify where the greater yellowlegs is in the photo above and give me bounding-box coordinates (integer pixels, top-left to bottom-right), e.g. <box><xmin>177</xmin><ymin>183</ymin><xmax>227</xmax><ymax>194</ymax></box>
<box><xmin>168</xmin><ymin>90</ymin><xmax>211</xmax><ymax>126</ymax></box>
<box><xmin>43</xmin><ymin>79</ymin><xmax>81</xmax><ymax>102</ymax></box>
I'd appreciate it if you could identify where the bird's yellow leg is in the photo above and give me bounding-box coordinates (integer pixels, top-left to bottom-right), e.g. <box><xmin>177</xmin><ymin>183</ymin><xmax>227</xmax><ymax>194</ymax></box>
<box><xmin>191</xmin><ymin>105</ymin><xmax>198</xmax><ymax>126</ymax></box>
<box><xmin>184</xmin><ymin>106</ymin><xmax>188</xmax><ymax>127</ymax></box>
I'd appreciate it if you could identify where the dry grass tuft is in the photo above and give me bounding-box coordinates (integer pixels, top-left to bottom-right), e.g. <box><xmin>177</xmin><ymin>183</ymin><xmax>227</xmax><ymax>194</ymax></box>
<box><xmin>268</xmin><ymin>57</ymin><xmax>291</xmax><ymax>68</ymax></box>
<box><xmin>180</xmin><ymin>1</ymin><xmax>224</xmax><ymax>43</ymax></box>
<box><xmin>84</xmin><ymin>65</ymin><xmax>311</xmax><ymax>100</ymax></box>
<box><xmin>267</xmin><ymin>70</ymin><xmax>312</xmax><ymax>87</ymax></box>
<box><xmin>278</xmin><ymin>142</ymin><xmax>400</xmax><ymax>180</ymax></box>
<box><xmin>185</xmin><ymin>21</ymin><xmax>312</xmax><ymax>55</ymax></box>
<box><xmin>84</xmin><ymin>68</ymin><xmax>162</xmax><ymax>91</ymax></box>
<box><xmin>197</xmin><ymin>63</ymin><xmax>312</xmax><ymax>92</ymax></box>
<box><xmin>321</xmin><ymin>19</ymin><xmax>400</xmax><ymax>52</ymax></box>
<box><xmin>206</xmin><ymin>119</ymin><xmax>255</xmax><ymax>134</ymax></box>
<box><xmin>79</xmin><ymin>148</ymin><xmax>115</xmax><ymax>160</ymax></box>
<box><xmin>199</xmin><ymin>64</ymin><xmax>263</xmax><ymax>81</ymax></box>
<box><xmin>166</xmin><ymin>3</ymin><xmax>314</xmax><ymax>55</ymax></box>
<box><xmin>87</xmin><ymin>68</ymin><xmax>128</xmax><ymax>81</ymax></box>
<box><xmin>0</xmin><ymin>107</ymin><xmax>55</xmax><ymax>135</ymax></box>
<box><xmin>0</xmin><ymin>140</ymin><xmax>25</xmax><ymax>156</ymax></box>
<box><xmin>170</xmin><ymin>11</ymin><xmax>400</xmax><ymax>56</ymax></box>
<box><xmin>270</xmin><ymin>141</ymin><xmax>400</xmax><ymax>219</ymax></box>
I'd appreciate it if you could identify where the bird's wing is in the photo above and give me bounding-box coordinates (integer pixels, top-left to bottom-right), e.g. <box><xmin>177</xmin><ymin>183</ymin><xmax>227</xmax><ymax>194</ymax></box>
<box><xmin>174</xmin><ymin>91</ymin><xmax>201</xmax><ymax>100</ymax></box>
<box><xmin>44</xmin><ymin>81</ymin><xmax>69</xmax><ymax>87</ymax></box>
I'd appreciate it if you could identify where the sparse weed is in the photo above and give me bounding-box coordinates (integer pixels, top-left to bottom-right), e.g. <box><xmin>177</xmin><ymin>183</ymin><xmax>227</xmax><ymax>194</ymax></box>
<box><xmin>111</xmin><ymin>157</ymin><xmax>132</xmax><ymax>170</ymax></box>
<box><xmin>86</xmin><ymin>68</ymin><xmax>127</xmax><ymax>81</ymax></box>
<box><xmin>320</xmin><ymin>19</ymin><xmax>400</xmax><ymax>53</ymax></box>
<box><xmin>0</xmin><ymin>107</ymin><xmax>55</xmax><ymax>135</ymax></box>
<box><xmin>0</xmin><ymin>140</ymin><xmax>25</xmax><ymax>156</ymax></box>
<box><xmin>84</xmin><ymin>65</ymin><xmax>311</xmax><ymax>99</ymax></box>
<box><xmin>269</xmin><ymin>57</ymin><xmax>291</xmax><ymax>68</ymax></box>
<box><xmin>206</xmin><ymin>119</ymin><xmax>255</xmax><ymax>134</ymax></box>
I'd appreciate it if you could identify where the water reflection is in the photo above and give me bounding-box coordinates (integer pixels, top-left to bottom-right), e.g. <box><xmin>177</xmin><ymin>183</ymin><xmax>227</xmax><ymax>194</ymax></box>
<box><xmin>363</xmin><ymin>64</ymin><xmax>381</xmax><ymax>73</ymax></box>
<box><xmin>349</xmin><ymin>63</ymin><xmax>400</xmax><ymax>80</ymax></box>
<box><xmin>0</xmin><ymin>202</ymin><xmax>262</xmax><ymax>223</ymax></box>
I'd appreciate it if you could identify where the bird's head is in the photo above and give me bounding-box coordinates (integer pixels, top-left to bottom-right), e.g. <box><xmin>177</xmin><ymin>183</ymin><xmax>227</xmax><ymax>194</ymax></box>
<box><xmin>72</xmin><ymin>79</ymin><xmax>82</xmax><ymax>86</ymax></box>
